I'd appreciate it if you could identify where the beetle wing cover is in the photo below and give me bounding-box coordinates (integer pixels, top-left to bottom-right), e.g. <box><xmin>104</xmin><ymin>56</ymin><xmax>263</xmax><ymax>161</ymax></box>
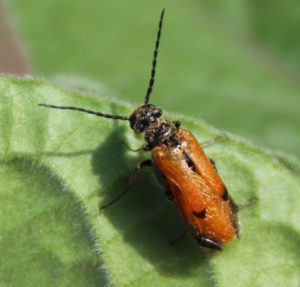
<box><xmin>152</xmin><ymin>130</ymin><xmax>237</xmax><ymax>244</ymax></box>
<box><xmin>178</xmin><ymin>129</ymin><xmax>227</xmax><ymax>197</ymax></box>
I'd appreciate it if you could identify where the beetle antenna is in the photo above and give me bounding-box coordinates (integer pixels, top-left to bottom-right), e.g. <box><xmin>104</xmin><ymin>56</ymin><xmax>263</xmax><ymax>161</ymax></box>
<box><xmin>144</xmin><ymin>8</ymin><xmax>165</xmax><ymax>104</ymax></box>
<box><xmin>38</xmin><ymin>103</ymin><xmax>129</xmax><ymax>120</ymax></box>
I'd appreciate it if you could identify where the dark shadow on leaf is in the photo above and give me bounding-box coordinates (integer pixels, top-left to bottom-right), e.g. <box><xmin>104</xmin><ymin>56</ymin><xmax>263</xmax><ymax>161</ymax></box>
<box><xmin>91</xmin><ymin>125</ymin><xmax>216</xmax><ymax>280</ymax></box>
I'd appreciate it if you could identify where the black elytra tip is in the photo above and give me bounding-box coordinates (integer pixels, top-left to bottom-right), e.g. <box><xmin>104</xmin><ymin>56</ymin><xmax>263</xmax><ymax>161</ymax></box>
<box><xmin>197</xmin><ymin>236</ymin><xmax>223</xmax><ymax>251</ymax></box>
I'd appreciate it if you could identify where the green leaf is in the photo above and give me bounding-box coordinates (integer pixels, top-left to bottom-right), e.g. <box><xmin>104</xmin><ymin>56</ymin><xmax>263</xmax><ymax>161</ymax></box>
<box><xmin>8</xmin><ymin>1</ymin><xmax>300</xmax><ymax>158</ymax></box>
<box><xmin>1</xmin><ymin>77</ymin><xmax>300</xmax><ymax>286</ymax></box>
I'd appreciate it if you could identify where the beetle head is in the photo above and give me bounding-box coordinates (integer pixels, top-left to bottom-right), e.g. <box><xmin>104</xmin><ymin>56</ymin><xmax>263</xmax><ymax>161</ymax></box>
<box><xmin>129</xmin><ymin>104</ymin><xmax>162</xmax><ymax>133</ymax></box>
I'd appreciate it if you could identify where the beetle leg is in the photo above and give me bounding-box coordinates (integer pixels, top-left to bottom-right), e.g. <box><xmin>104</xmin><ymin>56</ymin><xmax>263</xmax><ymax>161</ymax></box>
<box><xmin>237</xmin><ymin>197</ymin><xmax>257</xmax><ymax>210</ymax></box>
<box><xmin>209</xmin><ymin>158</ymin><xmax>217</xmax><ymax>171</ymax></box>
<box><xmin>100</xmin><ymin>159</ymin><xmax>153</xmax><ymax>210</ymax></box>
<box><xmin>172</xmin><ymin>120</ymin><xmax>181</xmax><ymax>129</ymax></box>
<box><xmin>121</xmin><ymin>141</ymin><xmax>152</xmax><ymax>152</ymax></box>
<box><xmin>201</xmin><ymin>132</ymin><xmax>228</xmax><ymax>148</ymax></box>
<box><xmin>232</xmin><ymin>197</ymin><xmax>257</xmax><ymax>237</ymax></box>
<box><xmin>168</xmin><ymin>229</ymin><xmax>187</xmax><ymax>245</ymax></box>
<box><xmin>164</xmin><ymin>188</ymin><xmax>174</xmax><ymax>202</ymax></box>
<box><xmin>121</xmin><ymin>141</ymin><xmax>146</xmax><ymax>152</ymax></box>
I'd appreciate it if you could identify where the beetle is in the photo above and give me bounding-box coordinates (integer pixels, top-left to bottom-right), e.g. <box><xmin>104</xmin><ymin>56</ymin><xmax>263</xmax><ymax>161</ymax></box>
<box><xmin>39</xmin><ymin>9</ymin><xmax>239</xmax><ymax>250</ymax></box>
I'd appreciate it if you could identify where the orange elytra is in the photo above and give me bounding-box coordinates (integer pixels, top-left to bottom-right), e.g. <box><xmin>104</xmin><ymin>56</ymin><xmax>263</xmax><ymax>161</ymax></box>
<box><xmin>39</xmin><ymin>9</ymin><xmax>239</xmax><ymax>250</ymax></box>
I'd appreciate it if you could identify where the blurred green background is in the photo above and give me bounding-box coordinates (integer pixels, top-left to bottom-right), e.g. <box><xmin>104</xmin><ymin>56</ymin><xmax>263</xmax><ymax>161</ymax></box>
<box><xmin>2</xmin><ymin>0</ymin><xmax>300</xmax><ymax>158</ymax></box>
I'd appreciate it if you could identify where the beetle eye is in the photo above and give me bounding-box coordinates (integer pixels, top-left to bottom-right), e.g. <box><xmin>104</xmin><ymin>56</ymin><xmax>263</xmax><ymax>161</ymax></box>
<box><xmin>137</xmin><ymin>124</ymin><xmax>145</xmax><ymax>132</ymax></box>
<box><xmin>142</xmin><ymin>119</ymin><xmax>149</xmax><ymax>125</ymax></box>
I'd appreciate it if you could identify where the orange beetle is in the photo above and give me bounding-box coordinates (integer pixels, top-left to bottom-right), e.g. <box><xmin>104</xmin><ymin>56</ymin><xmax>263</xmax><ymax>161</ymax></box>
<box><xmin>39</xmin><ymin>9</ymin><xmax>239</xmax><ymax>250</ymax></box>
<box><xmin>152</xmin><ymin>129</ymin><xmax>239</xmax><ymax>249</ymax></box>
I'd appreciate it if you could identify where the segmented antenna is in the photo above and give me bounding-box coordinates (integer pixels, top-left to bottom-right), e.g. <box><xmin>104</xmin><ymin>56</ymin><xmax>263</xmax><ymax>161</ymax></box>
<box><xmin>38</xmin><ymin>104</ymin><xmax>129</xmax><ymax>120</ymax></box>
<box><xmin>144</xmin><ymin>8</ymin><xmax>165</xmax><ymax>104</ymax></box>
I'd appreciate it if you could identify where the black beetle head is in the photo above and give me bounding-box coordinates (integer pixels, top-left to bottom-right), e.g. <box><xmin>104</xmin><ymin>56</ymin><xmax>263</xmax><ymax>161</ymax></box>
<box><xmin>129</xmin><ymin>104</ymin><xmax>162</xmax><ymax>133</ymax></box>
